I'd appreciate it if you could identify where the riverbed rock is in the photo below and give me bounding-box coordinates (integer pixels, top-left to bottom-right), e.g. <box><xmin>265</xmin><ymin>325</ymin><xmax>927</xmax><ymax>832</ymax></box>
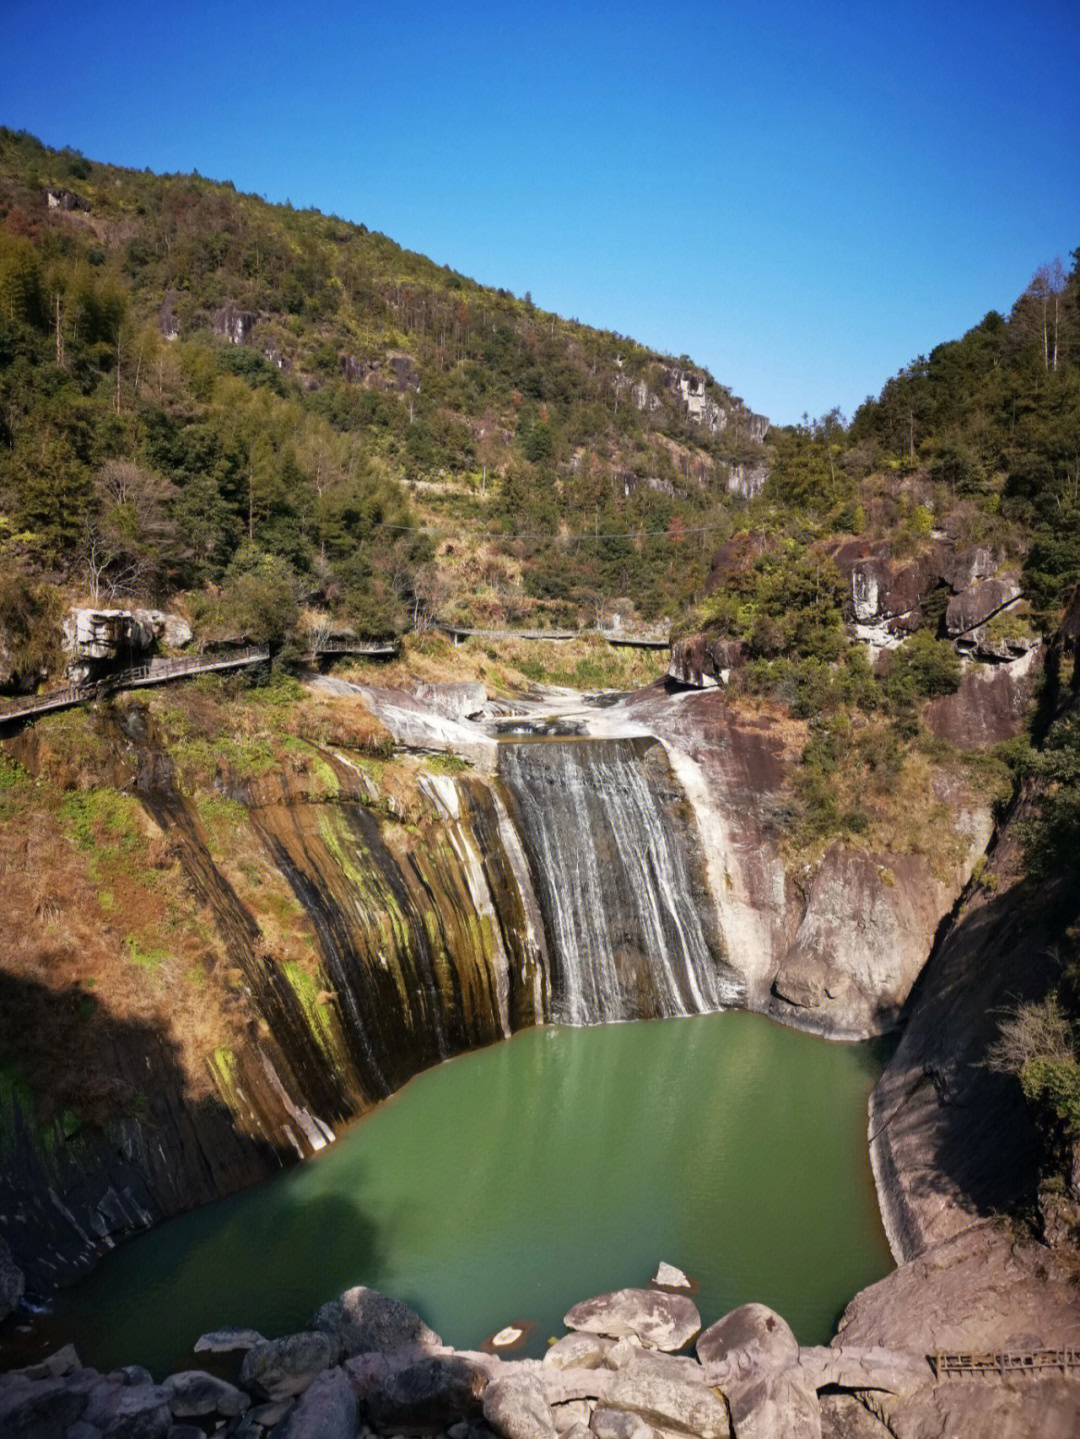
<box><xmin>590</xmin><ymin>1409</ymin><xmax>658</xmax><ymax>1439</ymax></box>
<box><xmin>271</xmin><ymin>1367</ymin><xmax>358</xmax><ymax>1439</ymax></box>
<box><xmin>11</xmin><ymin>1342</ymin><xmax>81</xmax><ymax>1380</ymax></box>
<box><xmin>483</xmin><ymin>1373</ymin><xmax>557</xmax><ymax>1439</ymax></box>
<box><xmin>552</xmin><ymin>1398</ymin><xmax>593</xmax><ymax>1431</ymax></box>
<box><xmin>365</xmin><ymin>1354</ymin><xmax>490</xmax><ymax>1433</ymax></box>
<box><xmin>413</xmin><ymin>681</ymin><xmax>487</xmax><ymax>721</ymax></box>
<box><xmin>193</xmin><ymin>1327</ymin><xmax>265</xmax><ymax>1355</ymax></box>
<box><xmin>162</xmin><ymin>1370</ymin><xmax>249</xmax><ymax>1419</ymax></box>
<box><xmin>239</xmin><ymin>1332</ymin><xmax>337</xmax><ymax>1401</ymax></box>
<box><xmin>697</xmin><ymin>1304</ymin><xmax>798</xmax><ymax>1381</ymax></box>
<box><xmin>605</xmin><ymin>1369</ymin><xmax>730</xmax><ymax>1438</ymax></box>
<box><xmin>0</xmin><ymin>1374</ymin><xmax>90</xmax><ymax>1438</ymax></box>
<box><xmin>310</xmin><ymin>1285</ymin><xmax>442</xmax><ymax>1357</ymax></box>
<box><xmin>544</xmin><ymin>1335</ymin><xmax>615</xmax><ymax>1371</ymax></box>
<box><xmin>724</xmin><ymin>1367</ymin><xmax>819</xmax><ymax>1439</ymax></box>
<box><xmin>564</xmin><ymin>1290</ymin><xmax>701</xmax><ymax>1352</ymax></box>
<box><xmin>101</xmin><ymin>1381</ymin><xmax>173</xmax><ymax>1438</ymax></box>
<box><xmin>650</xmin><ymin>1263</ymin><xmax>691</xmax><ymax>1290</ymax></box>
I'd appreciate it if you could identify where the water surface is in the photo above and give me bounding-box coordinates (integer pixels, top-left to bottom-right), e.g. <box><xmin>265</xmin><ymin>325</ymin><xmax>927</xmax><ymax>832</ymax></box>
<box><xmin>54</xmin><ymin>1012</ymin><xmax>892</xmax><ymax>1375</ymax></box>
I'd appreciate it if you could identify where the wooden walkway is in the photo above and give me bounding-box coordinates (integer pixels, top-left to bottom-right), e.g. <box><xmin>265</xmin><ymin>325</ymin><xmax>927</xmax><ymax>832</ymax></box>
<box><xmin>299</xmin><ymin>636</ymin><xmax>400</xmax><ymax>659</ymax></box>
<box><xmin>0</xmin><ymin>647</ymin><xmax>270</xmax><ymax>725</ymax></box>
<box><xmin>438</xmin><ymin>622</ymin><xmax>669</xmax><ymax>649</ymax></box>
<box><xmin>931</xmin><ymin>1350</ymin><xmax>1080</xmax><ymax>1381</ymax></box>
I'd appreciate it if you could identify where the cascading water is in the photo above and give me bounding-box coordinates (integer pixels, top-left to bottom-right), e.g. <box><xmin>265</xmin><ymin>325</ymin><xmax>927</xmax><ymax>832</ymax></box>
<box><xmin>498</xmin><ymin>735</ymin><xmax>742</xmax><ymax>1023</ymax></box>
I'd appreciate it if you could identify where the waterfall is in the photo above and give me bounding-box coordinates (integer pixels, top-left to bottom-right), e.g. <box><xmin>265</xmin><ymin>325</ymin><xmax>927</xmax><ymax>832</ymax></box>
<box><xmin>498</xmin><ymin>736</ymin><xmax>740</xmax><ymax>1024</ymax></box>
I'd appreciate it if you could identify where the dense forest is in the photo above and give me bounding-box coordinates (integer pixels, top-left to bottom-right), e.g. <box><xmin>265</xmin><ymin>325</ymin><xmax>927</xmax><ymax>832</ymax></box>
<box><xmin>0</xmin><ymin>128</ymin><xmax>768</xmax><ymax>666</ymax></box>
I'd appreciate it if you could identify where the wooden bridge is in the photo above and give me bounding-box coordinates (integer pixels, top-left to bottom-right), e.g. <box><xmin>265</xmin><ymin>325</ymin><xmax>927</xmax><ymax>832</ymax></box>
<box><xmin>0</xmin><ymin>647</ymin><xmax>270</xmax><ymax>726</ymax></box>
<box><xmin>299</xmin><ymin>635</ymin><xmax>400</xmax><ymax>660</ymax></box>
<box><xmin>438</xmin><ymin>622</ymin><xmax>670</xmax><ymax>649</ymax></box>
<box><xmin>931</xmin><ymin>1350</ymin><xmax>1080</xmax><ymax>1380</ymax></box>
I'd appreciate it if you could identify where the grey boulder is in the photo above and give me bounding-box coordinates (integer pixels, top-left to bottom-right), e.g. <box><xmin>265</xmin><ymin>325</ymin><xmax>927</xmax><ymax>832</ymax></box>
<box><xmin>162</xmin><ymin>1370</ymin><xmax>249</xmax><ymax>1419</ymax></box>
<box><xmin>310</xmin><ymin>1285</ymin><xmax>441</xmax><ymax>1357</ymax></box>
<box><xmin>543</xmin><ymin>1334</ymin><xmax>614</xmax><ymax>1371</ymax></box>
<box><xmin>271</xmin><ymin>1367</ymin><xmax>358</xmax><ymax>1439</ymax></box>
<box><xmin>697</xmin><ymin>1305</ymin><xmax>798</xmax><ymax>1381</ymax></box>
<box><xmin>725</xmin><ymin>1368</ymin><xmax>820</xmax><ymax>1439</ymax></box>
<box><xmin>606</xmin><ymin>1369</ymin><xmax>730</xmax><ymax>1438</ymax></box>
<box><xmin>0</xmin><ymin>1375</ymin><xmax>89</xmax><ymax>1439</ymax></box>
<box><xmin>366</xmin><ymin>1354</ymin><xmax>489</xmax><ymax>1434</ymax></box>
<box><xmin>483</xmin><ymin>1373</ymin><xmax>557</xmax><ymax>1439</ymax></box>
<box><xmin>192</xmin><ymin>1327</ymin><xmax>265</xmax><ymax>1356</ymax></box>
<box><xmin>101</xmin><ymin>1383</ymin><xmax>172</xmax><ymax>1439</ymax></box>
<box><xmin>564</xmin><ymin>1290</ymin><xmax>701</xmax><ymax>1352</ymax></box>
<box><xmin>590</xmin><ymin>1408</ymin><xmax>658</xmax><ymax>1439</ymax></box>
<box><xmin>240</xmin><ymin>1332</ymin><xmax>338</xmax><ymax>1401</ymax></box>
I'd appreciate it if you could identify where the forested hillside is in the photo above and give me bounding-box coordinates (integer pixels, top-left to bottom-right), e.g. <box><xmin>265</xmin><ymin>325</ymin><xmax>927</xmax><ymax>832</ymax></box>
<box><xmin>0</xmin><ymin>128</ymin><xmax>768</xmax><ymax>676</ymax></box>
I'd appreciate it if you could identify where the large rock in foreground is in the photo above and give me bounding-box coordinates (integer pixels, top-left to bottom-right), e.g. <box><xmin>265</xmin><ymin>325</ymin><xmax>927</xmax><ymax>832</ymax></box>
<box><xmin>310</xmin><ymin>1285</ymin><xmax>441</xmax><ymax>1357</ymax></box>
<box><xmin>564</xmin><ymin>1289</ymin><xmax>701</xmax><ymax>1352</ymax></box>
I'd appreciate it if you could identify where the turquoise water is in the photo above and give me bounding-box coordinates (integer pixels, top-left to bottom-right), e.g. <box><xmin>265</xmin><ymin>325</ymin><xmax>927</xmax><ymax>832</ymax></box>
<box><xmin>53</xmin><ymin>1012</ymin><xmax>892</xmax><ymax>1376</ymax></box>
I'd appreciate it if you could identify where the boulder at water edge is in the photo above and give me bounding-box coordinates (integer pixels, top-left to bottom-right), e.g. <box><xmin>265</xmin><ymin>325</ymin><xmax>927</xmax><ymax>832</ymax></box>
<box><xmin>310</xmin><ymin>1284</ymin><xmax>442</xmax><ymax>1357</ymax></box>
<box><xmin>564</xmin><ymin>1290</ymin><xmax>701</xmax><ymax>1352</ymax></box>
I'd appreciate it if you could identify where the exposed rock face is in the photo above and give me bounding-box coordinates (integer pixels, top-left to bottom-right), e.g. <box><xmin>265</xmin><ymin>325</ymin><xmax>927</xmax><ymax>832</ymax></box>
<box><xmin>63</xmin><ymin>608</ymin><xmax>157</xmax><ymax>663</ymax></box>
<box><xmin>726</xmin><ymin>463</ymin><xmax>769</xmax><ymax>499</ymax></box>
<box><xmin>412</xmin><ymin>681</ymin><xmax>487</xmax><ymax>721</ymax></box>
<box><xmin>0</xmin><ymin>1236</ymin><xmax>24</xmax><ymax>1320</ymax></box>
<box><xmin>212</xmin><ymin>301</ymin><xmax>257</xmax><ymax>346</ymax></box>
<box><xmin>667</xmin><ymin>635</ymin><xmax>744</xmax><ymax>689</ymax></box>
<box><xmin>923</xmin><ymin>646</ymin><xmax>1041</xmax><ymax>747</ymax></box>
<box><xmin>619</xmin><ymin>686</ymin><xmax>992</xmax><ymax>1038</ymax></box>
<box><xmin>867</xmin><ymin>790</ymin><xmax>1077</xmax><ymax>1263</ymax></box>
<box><xmin>768</xmin><ymin>847</ymin><xmax>979</xmax><ymax>1033</ymax></box>
<box><xmin>59</xmin><ymin>607</ymin><xmax>191</xmax><ymax>682</ymax></box>
<box><xmin>564</xmin><ymin>1289</ymin><xmax>702</xmax><ymax>1352</ymax></box>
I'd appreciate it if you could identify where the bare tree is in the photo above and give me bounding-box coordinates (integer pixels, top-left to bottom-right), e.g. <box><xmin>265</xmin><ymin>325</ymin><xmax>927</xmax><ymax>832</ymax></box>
<box><xmin>1026</xmin><ymin>259</ymin><xmax>1068</xmax><ymax>372</ymax></box>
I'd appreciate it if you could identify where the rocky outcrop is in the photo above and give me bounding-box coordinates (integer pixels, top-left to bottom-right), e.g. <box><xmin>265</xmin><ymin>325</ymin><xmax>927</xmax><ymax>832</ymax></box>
<box><xmin>0</xmin><ymin>1238</ymin><xmax>23</xmax><ymax>1322</ymax></box>
<box><xmin>923</xmin><ymin>646</ymin><xmax>1041</xmax><ymax>748</ymax></box>
<box><xmin>867</xmin><ymin>788</ymin><xmax>1077</xmax><ymax>1263</ymax></box>
<box><xmin>620</xmin><ymin>686</ymin><xmax>992</xmax><ymax>1037</ymax></box>
<box><xmin>17</xmin><ymin>1276</ymin><xmax>1070</xmax><ymax>1439</ymax></box>
<box><xmin>564</xmin><ymin>1290</ymin><xmax>702</xmax><ymax>1352</ymax></box>
<box><xmin>61</xmin><ymin>607</ymin><xmax>191</xmax><ymax>681</ymax></box>
<box><xmin>311</xmin><ymin>1287</ymin><xmax>442</xmax><ymax>1358</ymax></box>
<box><xmin>667</xmin><ymin>635</ymin><xmax>744</xmax><ymax>689</ymax></box>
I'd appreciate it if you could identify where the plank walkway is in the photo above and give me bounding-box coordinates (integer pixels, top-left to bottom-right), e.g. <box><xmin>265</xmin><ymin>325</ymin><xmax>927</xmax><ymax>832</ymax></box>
<box><xmin>931</xmin><ymin>1350</ymin><xmax>1080</xmax><ymax>1380</ymax></box>
<box><xmin>0</xmin><ymin>647</ymin><xmax>270</xmax><ymax>725</ymax></box>
<box><xmin>299</xmin><ymin>636</ymin><xmax>400</xmax><ymax>659</ymax></box>
<box><xmin>438</xmin><ymin>622</ymin><xmax>670</xmax><ymax>649</ymax></box>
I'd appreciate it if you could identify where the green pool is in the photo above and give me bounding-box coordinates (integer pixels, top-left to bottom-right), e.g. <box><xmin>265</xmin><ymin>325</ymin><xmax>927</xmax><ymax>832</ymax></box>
<box><xmin>52</xmin><ymin>1011</ymin><xmax>893</xmax><ymax>1376</ymax></box>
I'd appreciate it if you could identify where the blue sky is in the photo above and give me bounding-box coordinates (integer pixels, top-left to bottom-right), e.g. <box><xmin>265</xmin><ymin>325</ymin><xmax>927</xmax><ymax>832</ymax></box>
<box><xmin>3</xmin><ymin>0</ymin><xmax>1078</xmax><ymax>425</ymax></box>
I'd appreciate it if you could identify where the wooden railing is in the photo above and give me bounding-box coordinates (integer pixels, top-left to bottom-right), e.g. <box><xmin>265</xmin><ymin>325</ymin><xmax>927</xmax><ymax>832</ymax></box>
<box><xmin>300</xmin><ymin>636</ymin><xmax>400</xmax><ymax>657</ymax></box>
<box><xmin>438</xmin><ymin>622</ymin><xmax>670</xmax><ymax>649</ymax></box>
<box><xmin>0</xmin><ymin>647</ymin><xmax>270</xmax><ymax>725</ymax></box>
<box><xmin>931</xmin><ymin>1350</ymin><xmax>1080</xmax><ymax>1380</ymax></box>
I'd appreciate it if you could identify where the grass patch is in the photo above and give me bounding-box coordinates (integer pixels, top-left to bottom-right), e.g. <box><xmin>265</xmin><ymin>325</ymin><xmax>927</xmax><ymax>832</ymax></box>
<box><xmin>59</xmin><ymin>789</ymin><xmax>141</xmax><ymax>856</ymax></box>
